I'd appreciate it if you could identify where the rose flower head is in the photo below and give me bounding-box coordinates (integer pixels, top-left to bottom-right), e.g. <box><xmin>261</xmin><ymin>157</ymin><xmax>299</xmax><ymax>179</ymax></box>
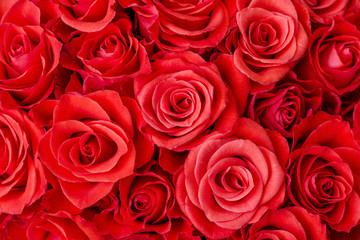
<box><xmin>0</xmin><ymin>0</ymin><xmax>62</xmax><ymax>107</ymax></box>
<box><xmin>232</xmin><ymin>0</ymin><xmax>310</xmax><ymax>85</ymax></box>
<box><xmin>287</xmin><ymin>112</ymin><xmax>360</xmax><ymax>232</ymax></box>
<box><xmin>134</xmin><ymin>51</ymin><xmax>239</xmax><ymax>151</ymax></box>
<box><xmin>175</xmin><ymin>118</ymin><xmax>288</xmax><ymax>239</ymax></box>
<box><xmin>38</xmin><ymin>90</ymin><xmax>154</xmax><ymax>210</ymax></box>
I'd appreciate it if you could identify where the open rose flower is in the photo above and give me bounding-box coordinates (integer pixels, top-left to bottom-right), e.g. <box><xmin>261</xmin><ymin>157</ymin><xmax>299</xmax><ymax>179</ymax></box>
<box><xmin>296</xmin><ymin>17</ymin><xmax>360</xmax><ymax>96</ymax></box>
<box><xmin>58</xmin><ymin>0</ymin><xmax>116</xmax><ymax>32</ymax></box>
<box><xmin>241</xmin><ymin>207</ymin><xmax>327</xmax><ymax>240</ymax></box>
<box><xmin>38</xmin><ymin>90</ymin><xmax>154</xmax><ymax>209</ymax></box>
<box><xmin>60</xmin><ymin>17</ymin><xmax>150</xmax><ymax>96</ymax></box>
<box><xmin>287</xmin><ymin>112</ymin><xmax>360</xmax><ymax>232</ymax></box>
<box><xmin>232</xmin><ymin>0</ymin><xmax>310</xmax><ymax>85</ymax></box>
<box><xmin>175</xmin><ymin>118</ymin><xmax>288</xmax><ymax>239</ymax></box>
<box><xmin>134</xmin><ymin>51</ymin><xmax>238</xmax><ymax>151</ymax></box>
<box><xmin>0</xmin><ymin>91</ymin><xmax>46</xmax><ymax>214</ymax></box>
<box><xmin>0</xmin><ymin>0</ymin><xmax>62</xmax><ymax>107</ymax></box>
<box><xmin>120</xmin><ymin>0</ymin><xmax>229</xmax><ymax>51</ymax></box>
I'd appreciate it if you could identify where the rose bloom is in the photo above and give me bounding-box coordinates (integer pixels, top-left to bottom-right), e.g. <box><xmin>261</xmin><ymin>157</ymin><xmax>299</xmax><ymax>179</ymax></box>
<box><xmin>241</xmin><ymin>207</ymin><xmax>327</xmax><ymax>240</ymax></box>
<box><xmin>296</xmin><ymin>0</ymin><xmax>359</xmax><ymax>25</ymax></box>
<box><xmin>0</xmin><ymin>0</ymin><xmax>62</xmax><ymax>107</ymax></box>
<box><xmin>134</xmin><ymin>51</ymin><xmax>238</xmax><ymax>151</ymax></box>
<box><xmin>38</xmin><ymin>90</ymin><xmax>154</xmax><ymax>209</ymax></box>
<box><xmin>120</xmin><ymin>0</ymin><xmax>229</xmax><ymax>51</ymax></box>
<box><xmin>247</xmin><ymin>72</ymin><xmax>324</xmax><ymax>138</ymax></box>
<box><xmin>58</xmin><ymin>0</ymin><xmax>116</xmax><ymax>32</ymax></box>
<box><xmin>119</xmin><ymin>163</ymin><xmax>177</xmax><ymax>234</ymax></box>
<box><xmin>60</xmin><ymin>17</ymin><xmax>150</xmax><ymax>96</ymax></box>
<box><xmin>1</xmin><ymin>211</ymin><xmax>103</xmax><ymax>240</ymax></box>
<box><xmin>295</xmin><ymin>17</ymin><xmax>360</xmax><ymax>96</ymax></box>
<box><xmin>0</xmin><ymin>91</ymin><xmax>46</xmax><ymax>214</ymax></box>
<box><xmin>175</xmin><ymin>118</ymin><xmax>288</xmax><ymax>239</ymax></box>
<box><xmin>287</xmin><ymin>112</ymin><xmax>360</xmax><ymax>232</ymax></box>
<box><xmin>89</xmin><ymin>163</ymin><xmax>197</xmax><ymax>239</ymax></box>
<box><xmin>228</xmin><ymin>0</ymin><xmax>310</xmax><ymax>85</ymax></box>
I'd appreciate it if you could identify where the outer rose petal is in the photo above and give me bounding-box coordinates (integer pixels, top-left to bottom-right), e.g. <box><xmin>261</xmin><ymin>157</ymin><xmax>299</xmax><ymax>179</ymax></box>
<box><xmin>59</xmin><ymin>0</ymin><xmax>116</xmax><ymax>32</ymax></box>
<box><xmin>212</xmin><ymin>54</ymin><xmax>251</xmax><ymax>116</ymax></box>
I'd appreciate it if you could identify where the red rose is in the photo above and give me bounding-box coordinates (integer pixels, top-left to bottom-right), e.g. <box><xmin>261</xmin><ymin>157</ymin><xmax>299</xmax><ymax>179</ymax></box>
<box><xmin>119</xmin><ymin>162</ymin><xmax>179</xmax><ymax>234</ymax></box>
<box><xmin>295</xmin><ymin>17</ymin><xmax>360</xmax><ymax>96</ymax></box>
<box><xmin>58</xmin><ymin>0</ymin><xmax>116</xmax><ymax>32</ymax></box>
<box><xmin>1</xmin><ymin>211</ymin><xmax>103</xmax><ymax>240</ymax></box>
<box><xmin>241</xmin><ymin>207</ymin><xmax>327</xmax><ymax>240</ymax></box>
<box><xmin>247</xmin><ymin>72</ymin><xmax>323</xmax><ymax>138</ymax></box>
<box><xmin>288</xmin><ymin>112</ymin><xmax>360</xmax><ymax>232</ymax></box>
<box><xmin>38</xmin><ymin>90</ymin><xmax>154</xmax><ymax>209</ymax></box>
<box><xmin>0</xmin><ymin>0</ymin><xmax>62</xmax><ymax>107</ymax></box>
<box><xmin>92</xmin><ymin>162</ymin><xmax>195</xmax><ymax>239</ymax></box>
<box><xmin>175</xmin><ymin>118</ymin><xmax>288</xmax><ymax>239</ymax></box>
<box><xmin>60</xmin><ymin>17</ymin><xmax>150</xmax><ymax>96</ymax></box>
<box><xmin>232</xmin><ymin>0</ymin><xmax>310</xmax><ymax>85</ymax></box>
<box><xmin>296</xmin><ymin>0</ymin><xmax>360</xmax><ymax>25</ymax></box>
<box><xmin>0</xmin><ymin>91</ymin><xmax>46</xmax><ymax>214</ymax></box>
<box><xmin>120</xmin><ymin>0</ymin><xmax>229</xmax><ymax>51</ymax></box>
<box><xmin>134</xmin><ymin>51</ymin><xmax>238</xmax><ymax>151</ymax></box>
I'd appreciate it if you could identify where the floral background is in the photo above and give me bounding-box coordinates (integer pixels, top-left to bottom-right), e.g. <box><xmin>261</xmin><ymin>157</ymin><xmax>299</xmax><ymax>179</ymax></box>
<box><xmin>0</xmin><ymin>0</ymin><xmax>360</xmax><ymax>239</ymax></box>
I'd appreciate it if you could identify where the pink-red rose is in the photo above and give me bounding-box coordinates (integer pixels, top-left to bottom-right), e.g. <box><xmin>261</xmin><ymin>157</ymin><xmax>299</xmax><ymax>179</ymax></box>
<box><xmin>134</xmin><ymin>51</ymin><xmax>238</xmax><ymax>151</ymax></box>
<box><xmin>175</xmin><ymin>118</ymin><xmax>288</xmax><ymax>239</ymax></box>
<box><xmin>232</xmin><ymin>0</ymin><xmax>310</xmax><ymax>85</ymax></box>
<box><xmin>0</xmin><ymin>91</ymin><xmax>46</xmax><ymax>214</ymax></box>
<box><xmin>120</xmin><ymin>0</ymin><xmax>229</xmax><ymax>51</ymax></box>
<box><xmin>288</xmin><ymin>112</ymin><xmax>360</xmax><ymax>232</ymax></box>
<box><xmin>0</xmin><ymin>0</ymin><xmax>62</xmax><ymax>107</ymax></box>
<box><xmin>38</xmin><ymin>90</ymin><xmax>154</xmax><ymax>209</ymax></box>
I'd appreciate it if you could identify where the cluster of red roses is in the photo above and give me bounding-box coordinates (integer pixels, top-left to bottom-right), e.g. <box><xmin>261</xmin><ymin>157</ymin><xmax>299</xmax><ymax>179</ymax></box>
<box><xmin>0</xmin><ymin>0</ymin><xmax>360</xmax><ymax>239</ymax></box>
